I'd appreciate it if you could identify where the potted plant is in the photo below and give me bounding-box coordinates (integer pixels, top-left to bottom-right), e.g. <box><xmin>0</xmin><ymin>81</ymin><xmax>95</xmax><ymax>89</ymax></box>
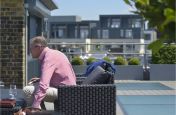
<box><xmin>114</xmin><ymin>56</ymin><xmax>143</xmax><ymax>80</ymax></box>
<box><xmin>103</xmin><ymin>56</ymin><xmax>112</xmax><ymax>63</ymax></box>
<box><xmin>71</xmin><ymin>57</ymin><xmax>86</xmax><ymax>75</ymax></box>
<box><xmin>114</xmin><ymin>56</ymin><xmax>126</xmax><ymax>65</ymax></box>
<box><xmin>150</xmin><ymin>45</ymin><xmax>176</xmax><ymax>80</ymax></box>
<box><xmin>71</xmin><ymin>57</ymin><xmax>84</xmax><ymax>65</ymax></box>
<box><xmin>128</xmin><ymin>57</ymin><xmax>140</xmax><ymax>65</ymax></box>
<box><xmin>86</xmin><ymin>57</ymin><xmax>97</xmax><ymax>65</ymax></box>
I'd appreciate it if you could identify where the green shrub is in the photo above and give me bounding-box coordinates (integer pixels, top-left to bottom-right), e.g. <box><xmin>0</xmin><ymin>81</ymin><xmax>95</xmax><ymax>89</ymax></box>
<box><xmin>86</xmin><ymin>57</ymin><xmax>97</xmax><ymax>65</ymax></box>
<box><xmin>152</xmin><ymin>45</ymin><xmax>176</xmax><ymax>64</ymax></box>
<box><xmin>103</xmin><ymin>56</ymin><xmax>112</xmax><ymax>63</ymax></box>
<box><xmin>128</xmin><ymin>57</ymin><xmax>140</xmax><ymax>65</ymax></box>
<box><xmin>71</xmin><ymin>57</ymin><xmax>84</xmax><ymax>65</ymax></box>
<box><xmin>114</xmin><ymin>56</ymin><xmax>126</xmax><ymax>65</ymax></box>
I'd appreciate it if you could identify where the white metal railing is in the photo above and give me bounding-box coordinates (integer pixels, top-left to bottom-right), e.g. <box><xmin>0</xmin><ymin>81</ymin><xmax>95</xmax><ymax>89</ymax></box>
<box><xmin>48</xmin><ymin>42</ymin><xmax>149</xmax><ymax>45</ymax></box>
<box><xmin>47</xmin><ymin>42</ymin><xmax>151</xmax><ymax>68</ymax></box>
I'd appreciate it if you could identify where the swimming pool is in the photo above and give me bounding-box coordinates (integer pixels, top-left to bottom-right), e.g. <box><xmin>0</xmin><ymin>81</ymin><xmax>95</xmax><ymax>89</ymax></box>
<box><xmin>116</xmin><ymin>82</ymin><xmax>173</xmax><ymax>90</ymax></box>
<box><xmin>117</xmin><ymin>95</ymin><xmax>176</xmax><ymax>115</ymax></box>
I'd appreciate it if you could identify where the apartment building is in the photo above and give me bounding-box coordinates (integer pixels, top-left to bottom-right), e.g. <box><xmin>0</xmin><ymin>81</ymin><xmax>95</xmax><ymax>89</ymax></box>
<box><xmin>48</xmin><ymin>15</ymin><xmax>156</xmax><ymax>55</ymax></box>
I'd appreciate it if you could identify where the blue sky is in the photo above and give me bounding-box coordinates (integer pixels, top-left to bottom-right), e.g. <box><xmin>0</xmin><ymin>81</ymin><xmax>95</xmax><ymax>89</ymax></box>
<box><xmin>51</xmin><ymin>0</ymin><xmax>135</xmax><ymax>20</ymax></box>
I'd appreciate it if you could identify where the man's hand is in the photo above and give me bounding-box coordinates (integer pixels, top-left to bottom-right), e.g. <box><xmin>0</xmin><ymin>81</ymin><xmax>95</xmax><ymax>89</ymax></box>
<box><xmin>13</xmin><ymin>109</ymin><xmax>24</xmax><ymax>115</ymax></box>
<box><xmin>13</xmin><ymin>107</ymin><xmax>42</xmax><ymax>115</ymax></box>
<box><xmin>28</xmin><ymin>77</ymin><xmax>40</xmax><ymax>85</ymax></box>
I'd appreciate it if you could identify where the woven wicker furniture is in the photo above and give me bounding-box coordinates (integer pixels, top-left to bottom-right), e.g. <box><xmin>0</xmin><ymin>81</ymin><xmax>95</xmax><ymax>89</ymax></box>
<box><xmin>54</xmin><ymin>72</ymin><xmax>116</xmax><ymax>115</ymax></box>
<box><xmin>54</xmin><ymin>84</ymin><xmax>116</xmax><ymax>115</ymax></box>
<box><xmin>76</xmin><ymin>77</ymin><xmax>86</xmax><ymax>85</ymax></box>
<box><xmin>0</xmin><ymin>106</ymin><xmax>22</xmax><ymax>115</ymax></box>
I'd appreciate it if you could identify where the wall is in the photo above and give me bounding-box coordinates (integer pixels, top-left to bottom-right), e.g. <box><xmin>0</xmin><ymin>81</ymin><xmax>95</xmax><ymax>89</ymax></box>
<box><xmin>0</xmin><ymin>0</ymin><xmax>26</xmax><ymax>88</ymax></box>
<box><xmin>114</xmin><ymin>65</ymin><xmax>143</xmax><ymax>80</ymax></box>
<box><xmin>72</xmin><ymin>65</ymin><xmax>144</xmax><ymax>80</ymax></box>
<box><xmin>150</xmin><ymin>64</ymin><xmax>176</xmax><ymax>81</ymax></box>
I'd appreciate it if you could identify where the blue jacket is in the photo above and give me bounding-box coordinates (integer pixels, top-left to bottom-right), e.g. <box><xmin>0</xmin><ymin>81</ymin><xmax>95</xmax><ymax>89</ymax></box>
<box><xmin>85</xmin><ymin>60</ymin><xmax>116</xmax><ymax>76</ymax></box>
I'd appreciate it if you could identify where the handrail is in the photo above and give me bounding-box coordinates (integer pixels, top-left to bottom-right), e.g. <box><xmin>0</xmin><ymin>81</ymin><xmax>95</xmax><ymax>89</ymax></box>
<box><xmin>48</xmin><ymin>42</ymin><xmax>150</xmax><ymax>45</ymax></box>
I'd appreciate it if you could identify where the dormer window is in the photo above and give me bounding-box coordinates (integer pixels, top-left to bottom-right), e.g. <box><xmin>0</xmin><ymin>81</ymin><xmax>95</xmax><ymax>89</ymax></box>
<box><xmin>111</xmin><ymin>19</ymin><xmax>120</xmax><ymax>28</ymax></box>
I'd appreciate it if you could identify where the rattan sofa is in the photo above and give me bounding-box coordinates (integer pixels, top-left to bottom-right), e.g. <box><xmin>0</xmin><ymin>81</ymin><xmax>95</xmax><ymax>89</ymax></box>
<box><xmin>54</xmin><ymin>74</ymin><xmax>116</xmax><ymax>115</ymax></box>
<box><xmin>0</xmin><ymin>106</ymin><xmax>21</xmax><ymax>115</ymax></box>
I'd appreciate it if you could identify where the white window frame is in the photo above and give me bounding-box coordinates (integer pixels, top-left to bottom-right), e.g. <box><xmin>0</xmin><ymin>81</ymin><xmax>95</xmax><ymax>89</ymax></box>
<box><xmin>111</xmin><ymin>19</ymin><xmax>120</xmax><ymax>28</ymax></box>
<box><xmin>102</xmin><ymin>29</ymin><xmax>109</xmax><ymax>38</ymax></box>
<box><xmin>125</xmin><ymin>29</ymin><xmax>132</xmax><ymax>38</ymax></box>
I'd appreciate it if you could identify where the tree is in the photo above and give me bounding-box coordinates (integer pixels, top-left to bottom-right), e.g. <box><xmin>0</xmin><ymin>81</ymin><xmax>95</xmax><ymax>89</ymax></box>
<box><xmin>124</xmin><ymin>0</ymin><xmax>175</xmax><ymax>52</ymax></box>
<box><xmin>152</xmin><ymin>45</ymin><xmax>176</xmax><ymax>64</ymax></box>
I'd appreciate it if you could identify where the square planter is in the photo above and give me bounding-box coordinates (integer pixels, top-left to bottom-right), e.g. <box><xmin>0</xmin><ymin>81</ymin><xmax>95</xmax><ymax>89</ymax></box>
<box><xmin>150</xmin><ymin>64</ymin><xmax>176</xmax><ymax>81</ymax></box>
<box><xmin>72</xmin><ymin>65</ymin><xmax>87</xmax><ymax>76</ymax></box>
<box><xmin>114</xmin><ymin>65</ymin><xmax>143</xmax><ymax>80</ymax></box>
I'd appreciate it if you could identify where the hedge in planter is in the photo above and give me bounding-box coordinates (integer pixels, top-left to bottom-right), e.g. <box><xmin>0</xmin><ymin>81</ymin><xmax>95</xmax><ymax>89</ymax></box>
<box><xmin>114</xmin><ymin>56</ymin><xmax>126</xmax><ymax>65</ymax></box>
<box><xmin>71</xmin><ymin>57</ymin><xmax>84</xmax><ymax>65</ymax></box>
<box><xmin>86</xmin><ymin>57</ymin><xmax>97</xmax><ymax>65</ymax></box>
<box><xmin>103</xmin><ymin>56</ymin><xmax>112</xmax><ymax>63</ymax></box>
<box><xmin>152</xmin><ymin>45</ymin><xmax>176</xmax><ymax>64</ymax></box>
<box><xmin>128</xmin><ymin>57</ymin><xmax>140</xmax><ymax>65</ymax></box>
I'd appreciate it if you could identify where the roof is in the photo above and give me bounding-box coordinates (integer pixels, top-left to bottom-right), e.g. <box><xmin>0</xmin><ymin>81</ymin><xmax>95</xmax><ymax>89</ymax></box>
<box><xmin>40</xmin><ymin>0</ymin><xmax>58</xmax><ymax>10</ymax></box>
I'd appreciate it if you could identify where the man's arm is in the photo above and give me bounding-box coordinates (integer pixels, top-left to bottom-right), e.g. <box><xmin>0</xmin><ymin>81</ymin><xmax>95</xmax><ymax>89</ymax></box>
<box><xmin>32</xmin><ymin>55</ymin><xmax>55</xmax><ymax>108</ymax></box>
<box><xmin>28</xmin><ymin>77</ymin><xmax>40</xmax><ymax>85</ymax></box>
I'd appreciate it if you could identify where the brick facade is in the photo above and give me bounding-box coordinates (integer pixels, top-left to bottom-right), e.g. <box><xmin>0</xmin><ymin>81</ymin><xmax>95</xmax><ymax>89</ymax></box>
<box><xmin>0</xmin><ymin>0</ymin><xmax>26</xmax><ymax>88</ymax></box>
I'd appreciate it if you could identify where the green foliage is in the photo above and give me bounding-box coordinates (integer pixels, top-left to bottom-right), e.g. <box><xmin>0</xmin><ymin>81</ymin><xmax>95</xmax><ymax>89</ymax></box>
<box><xmin>86</xmin><ymin>57</ymin><xmax>97</xmax><ymax>65</ymax></box>
<box><xmin>128</xmin><ymin>57</ymin><xmax>140</xmax><ymax>65</ymax></box>
<box><xmin>71</xmin><ymin>57</ymin><xmax>84</xmax><ymax>65</ymax></box>
<box><xmin>103</xmin><ymin>56</ymin><xmax>112</xmax><ymax>63</ymax></box>
<box><xmin>114</xmin><ymin>56</ymin><xmax>126</xmax><ymax>65</ymax></box>
<box><xmin>152</xmin><ymin>45</ymin><xmax>176</xmax><ymax>64</ymax></box>
<box><xmin>124</xmin><ymin>0</ymin><xmax>176</xmax><ymax>51</ymax></box>
<box><xmin>148</xmin><ymin>38</ymin><xmax>165</xmax><ymax>53</ymax></box>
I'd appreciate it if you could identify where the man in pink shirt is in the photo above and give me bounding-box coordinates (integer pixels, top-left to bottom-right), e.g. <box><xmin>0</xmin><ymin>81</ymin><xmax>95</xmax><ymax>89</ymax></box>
<box><xmin>23</xmin><ymin>36</ymin><xmax>76</xmax><ymax>111</ymax></box>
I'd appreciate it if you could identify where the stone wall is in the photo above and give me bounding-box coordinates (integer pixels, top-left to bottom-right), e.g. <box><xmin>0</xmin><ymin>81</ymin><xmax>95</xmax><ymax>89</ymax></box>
<box><xmin>0</xmin><ymin>0</ymin><xmax>26</xmax><ymax>88</ymax></box>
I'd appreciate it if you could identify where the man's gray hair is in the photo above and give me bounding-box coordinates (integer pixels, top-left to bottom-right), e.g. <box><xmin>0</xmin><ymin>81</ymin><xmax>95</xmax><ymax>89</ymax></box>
<box><xmin>30</xmin><ymin>36</ymin><xmax>47</xmax><ymax>47</ymax></box>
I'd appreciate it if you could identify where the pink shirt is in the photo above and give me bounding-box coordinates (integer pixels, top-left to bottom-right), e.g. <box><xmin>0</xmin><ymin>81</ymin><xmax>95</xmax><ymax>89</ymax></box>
<box><xmin>32</xmin><ymin>47</ymin><xmax>76</xmax><ymax>108</ymax></box>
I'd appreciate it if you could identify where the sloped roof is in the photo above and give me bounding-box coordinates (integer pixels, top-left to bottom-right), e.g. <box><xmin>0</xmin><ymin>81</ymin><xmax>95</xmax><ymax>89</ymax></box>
<box><xmin>40</xmin><ymin>0</ymin><xmax>58</xmax><ymax>10</ymax></box>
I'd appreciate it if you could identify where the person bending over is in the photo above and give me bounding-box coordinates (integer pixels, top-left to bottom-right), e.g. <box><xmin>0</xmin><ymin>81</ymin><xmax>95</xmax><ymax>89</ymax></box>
<box><xmin>23</xmin><ymin>36</ymin><xmax>76</xmax><ymax>112</ymax></box>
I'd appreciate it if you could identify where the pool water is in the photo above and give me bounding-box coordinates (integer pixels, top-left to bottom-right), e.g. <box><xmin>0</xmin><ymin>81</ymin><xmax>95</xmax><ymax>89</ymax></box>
<box><xmin>117</xmin><ymin>95</ymin><xmax>176</xmax><ymax>115</ymax></box>
<box><xmin>116</xmin><ymin>83</ymin><xmax>173</xmax><ymax>90</ymax></box>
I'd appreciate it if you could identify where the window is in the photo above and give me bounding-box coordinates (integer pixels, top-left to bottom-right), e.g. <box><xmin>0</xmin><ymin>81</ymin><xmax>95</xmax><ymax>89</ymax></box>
<box><xmin>55</xmin><ymin>29</ymin><xmax>58</xmax><ymax>38</ymax></box>
<box><xmin>57</xmin><ymin>26</ymin><xmax>65</xmax><ymax>38</ymax></box>
<box><xmin>75</xmin><ymin>26</ymin><xmax>78</xmax><ymax>38</ymax></box>
<box><xmin>144</xmin><ymin>34</ymin><xmax>151</xmax><ymax>40</ymax></box>
<box><xmin>58</xmin><ymin>29</ymin><xmax>64</xmax><ymax>38</ymax></box>
<box><xmin>111</xmin><ymin>19</ymin><xmax>120</xmax><ymax>28</ymax></box>
<box><xmin>43</xmin><ymin>19</ymin><xmax>48</xmax><ymax>32</ymax></box>
<box><xmin>51</xmin><ymin>25</ymin><xmax>56</xmax><ymax>38</ymax></box>
<box><xmin>135</xmin><ymin>19</ymin><xmax>141</xmax><ymax>28</ymax></box>
<box><xmin>97</xmin><ymin>29</ymin><xmax>100</xmax><ymax>38</ymax></box>
<box><xmin>120</xmin><ymin>29</ymin><xmax>124</xmax><ymax>37</ymax></box>
<box><xmin>125</xmin><ymin>29</ymin><xmax>132</xmax><ymax>38</ymax></box>
<box><xmin>126</xmin><ymin>45</ymin><xmax>135</xmax><ymax>51</ymax></box>
<box><xmin>50</xmin><ymin>25</ymin><xmax>65</xmax><ymax>38</ymax></box>
<box><xmin>80</xmin><ymin>29</ymin><xmax>88</xmax><ymax>38</ymax></box>
<box><xmin>90</xmin><ymin>23</ymin><xmax>97</xmax><ymax>28</ymax></box>
<box><xmin>53</xmin><ymin>26</ymin><xmax>57</xmax><ymax>38</ymax></box>
<box><xmin>51</xmin><ymin>31</ymin><xmax>54</xmax><ymax>38</ymax></box>
<box><xmin>75</xmin><ymin>29</ymin><xmax>77</xmax><ymax>38</ymax></box>
<box><xmin>102</xmin><ymin>29</ymin><xmax>109</xmax><ymax>38</ymax></box>
<box><xmin>80</xmin><ymin>26</ymin><xmax>89</xmax><ymax>38</ymax></box>
<box><xmin>132</xmin><ymin>19</ymin><xmax>141</xmax><ymax>28</ymax></box>
<box><xmin>102</xmin><ymin>18</ymin><xmax>110</xmax><ymax>28</ymax></box>
<box><xmin>107</xmin><ymin>19</ymin><xmax>111</xmax><ymax>28</ymax></box>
